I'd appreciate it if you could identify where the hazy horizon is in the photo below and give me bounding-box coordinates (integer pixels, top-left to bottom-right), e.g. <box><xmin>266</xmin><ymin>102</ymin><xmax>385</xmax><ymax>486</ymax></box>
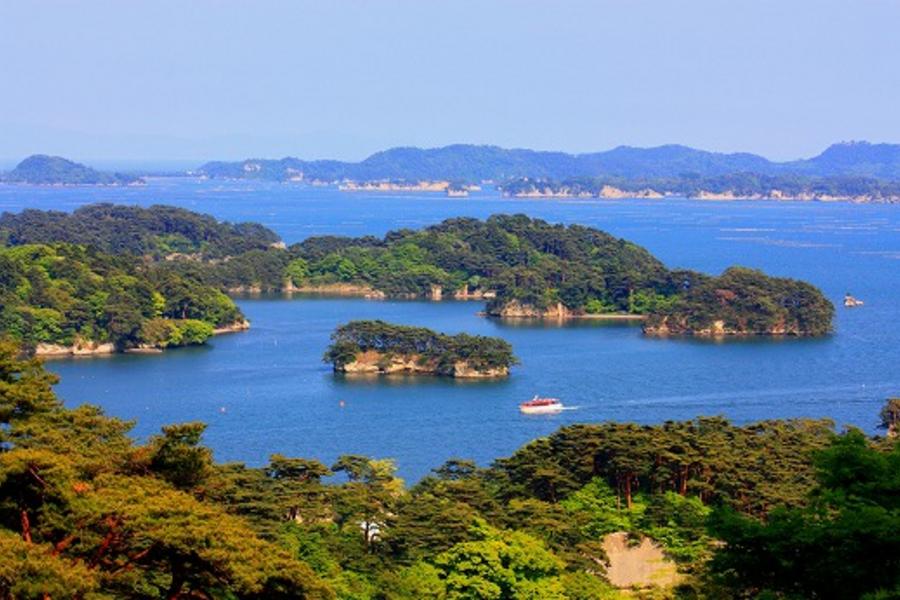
<box><xmin>2</xmin><ymin>0</ymin><xmax>899</xmax><ymax>163</ymax></box>
<box><xmin>0</xmin><ymin>139</ymin><xmax>894</xmax><ymax>174</ymax></box>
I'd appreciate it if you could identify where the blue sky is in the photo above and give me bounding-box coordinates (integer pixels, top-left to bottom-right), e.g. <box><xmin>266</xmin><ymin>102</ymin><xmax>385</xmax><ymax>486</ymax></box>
<box><xmin>1</xmin><ymin>0</ymin><xmax>898</xmax><ymax>163</ymax></box>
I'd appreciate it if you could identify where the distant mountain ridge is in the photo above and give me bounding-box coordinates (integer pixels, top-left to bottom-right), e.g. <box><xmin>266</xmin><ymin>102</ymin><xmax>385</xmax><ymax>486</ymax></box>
<box><xmin>197</xmin><ymin>141</ymin><xmax>900</xmax><ymax>182</ymax></box>
<box><xmin>1</xmin><ymin>155</ymin><xmax>143</xmax><ymax>185</ymax></box>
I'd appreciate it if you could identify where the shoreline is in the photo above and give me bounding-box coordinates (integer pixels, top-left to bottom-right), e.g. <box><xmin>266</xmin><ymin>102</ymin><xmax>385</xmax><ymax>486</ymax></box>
<box><xmin>34</xmin><ymin>319</ymin><xmax>251</xmax><ymax>358</ymax></box>
<box><xmin>481</xmin><ymin>311</ymin><xmax>645</xmax><ymax>321</ymax></box>
<box><xmin>504</xmin><ymin>191</ymin><xmax>897</xmax><ymax>204</ymax></box>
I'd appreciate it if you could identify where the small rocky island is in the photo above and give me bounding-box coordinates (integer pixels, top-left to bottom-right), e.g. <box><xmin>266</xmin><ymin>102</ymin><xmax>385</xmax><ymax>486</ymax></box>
<box><xmin>324</xmin><ymin>320</ymin><xmax>517</xmax><ymax>378</ymax></box>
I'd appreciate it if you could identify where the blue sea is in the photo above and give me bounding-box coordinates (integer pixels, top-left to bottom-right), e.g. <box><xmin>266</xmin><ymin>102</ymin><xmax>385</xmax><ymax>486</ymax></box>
<box><xmin>1</xmin><ymin>179</ymin><xmax>898</xmax><ymax>482</ymax></box>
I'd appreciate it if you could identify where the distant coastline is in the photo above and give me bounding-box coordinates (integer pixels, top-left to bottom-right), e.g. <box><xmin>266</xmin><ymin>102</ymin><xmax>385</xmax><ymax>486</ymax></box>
<box><xmin>6</xmin><ymin>140</ymin><xmax>900</xmax><ymax>202</ymax></box>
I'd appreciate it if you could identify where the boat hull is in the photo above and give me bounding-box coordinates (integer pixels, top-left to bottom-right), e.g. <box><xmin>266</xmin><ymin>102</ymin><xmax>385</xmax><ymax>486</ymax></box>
<box><xmin>519</xmin><ymin>403</ymin><xmax>563</xmax><ymax>414</ymax></box>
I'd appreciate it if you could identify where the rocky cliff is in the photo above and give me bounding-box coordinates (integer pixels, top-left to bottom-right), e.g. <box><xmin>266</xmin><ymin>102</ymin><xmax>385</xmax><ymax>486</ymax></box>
<box><xmin>643</xmin><ymin>316</ymin><xmax>807</xmax><ymax>337</ymax></box>
<box><xmin>337</xmin><ymin>350</ymin><xmax>508</xmax><ymax>378</ymax></box>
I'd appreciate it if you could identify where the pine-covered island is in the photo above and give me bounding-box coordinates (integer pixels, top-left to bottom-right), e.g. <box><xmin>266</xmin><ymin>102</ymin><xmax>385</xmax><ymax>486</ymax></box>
<box><xmin>324</xmin><ymin>320</ymin><xmax>517</xmax><ymax>377</ymax></box>
<box><xmin>0</xmin><ymin>207</ymin><xmax>836</xmax><ymax>343</ymax></box>
<box><xmin>0</xmin><ymin>204</ymin><xmax>278</xmax><ymax>355</ymax></box>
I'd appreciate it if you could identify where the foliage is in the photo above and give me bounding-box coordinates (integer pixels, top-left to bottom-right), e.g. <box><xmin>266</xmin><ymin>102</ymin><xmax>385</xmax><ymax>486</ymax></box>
<box><xmin>0</xmin><ymin>243</ymin><xmax>241</xmax><ymax>349</ymax></box>
<box><xmin>0</xmin><ymin>342</ymin><xmax>333</xmax><ymax>599</ymax></box>
<box><xmin>0</xmin><ymin>203</ymin><xmax>279</xmax><ymax>259</ymax></box>
<box><xmin>324</xmin><ymin>320</ymin><xmax>518</xmax><ymax>373</ymax></box>
<box><xmin>645</xmin><ymin>267</ymin><xmax>835</xmax><ymax>336</ymax></box>
<box><xmin>285</xmin><ymin>215</ymin><xmax>832</xmax><ymax>335</ymax></box>
<box><xmin>2</xmin><ymin>341</ymin><xmax>894</xmax><ymax>599</ymax></box>
<box><xmin>708</xmin><ymin>430</ymin><xmax>900</xmax><ymax>599</ymax></box>
<box><xmin>2</xmin><ymin>207</ymin><xmax>834</xmax><ymax>336</ymax></box>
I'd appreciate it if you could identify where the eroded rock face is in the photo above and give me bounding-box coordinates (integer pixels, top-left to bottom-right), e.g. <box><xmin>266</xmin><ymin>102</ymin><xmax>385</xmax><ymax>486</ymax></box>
<box><xmin>643</xmin><ymin>316</ymin><xmax>803</xmax><ymax>336</ymax></box>
<box><xmin>490</xmin><ymin>300</ymin><xmax>571</xmax><ymax>319</ymax></box>
<box><xmin>213</xmin><ymin>320</ymin><xmax>251</xmax><ymax>335</ymax></box>
<box><xmin>452</xmin><ymin>285</ymin><xmax>496</xmax><ymax>300</ymax></box>
<box><xmin>451</xmin><ymin>361</ymin><xmax>509</xmax><ymax>378</ymax></box>
<box><xmin>338</xmin><ymin>350</ymin><xmax>508</xmax><ymax>378</ymax></box>
<box><xmin>282</xmin><ymin>282</ymin><xmax>386</xmax><ymax>299</ymax></box>
<box><xmin>35</xmin><ymin>341</ymin><xmax>116</xmax><ymax>356</ymax></box>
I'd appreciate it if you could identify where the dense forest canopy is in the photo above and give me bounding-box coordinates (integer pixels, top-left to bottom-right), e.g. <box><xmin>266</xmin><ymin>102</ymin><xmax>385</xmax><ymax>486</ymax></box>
<box><xmin>0</xmin><ymin>204</ymin><xmax>280</xmax><ymax>259</ymax></box>
<box><xmin>1</xmin><ymin>342</ymin><xmax>897</xmax><ymax>598</ymax></box>
<box><xmin>0</xmin><ymin>207</ymin><xmax>834</xmax><ymax>336</ymax></box>
<box><xmin>284</xmin><ymin>215</ymin><xmax>833</xmax><ymax>336</ymax></box>
<box><xmin>0</xmin><ymin>244</ymin><xmax>243</xmax><ymax>351</ymax></box>
<box><xmin>324</xmin><ymin>320</ymin><xmax>517</xmax><ymax>374</ymax></box>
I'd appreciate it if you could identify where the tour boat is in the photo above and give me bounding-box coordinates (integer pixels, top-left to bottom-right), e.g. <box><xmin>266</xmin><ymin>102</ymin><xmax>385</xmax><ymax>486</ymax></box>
<box><xmin>519</xmin><ymin>395</ymin><xmax>564</xmax><ymax>414</ymax></box>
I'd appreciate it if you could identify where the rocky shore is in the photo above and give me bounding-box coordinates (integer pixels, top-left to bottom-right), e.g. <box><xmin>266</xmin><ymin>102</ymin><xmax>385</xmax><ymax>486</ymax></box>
<box><xmin>34</xmin><ymin>320</ymin><xmax>251</xmax><ymax>357</ymax></box>
<box><xmin>505</xmin><ymin>186</ymin><xmax>898</xmax><ymax>203</ymax></box>
<box><xmin>337</xmin><ymin>350</ymin><xmax>509</xmax><ymax>378</ymax></box>
<box><xmin>282</xmin><ymin>282</ymin><xmax>387</xmax><ymax>299</ymax></box>
<box><xmin>34</xmin><ymin>340</ymin><xmax>116</xmax><ymax>357</ymax></box>
<box><xmin>487</xmin><ymin>300</ymin><xmax>644</xmax><ymax>321</ymax></box>
<box><xmin>642</xmin><ymin>316</ymin><xmax>807</xmax><ymax>337</ymax></box>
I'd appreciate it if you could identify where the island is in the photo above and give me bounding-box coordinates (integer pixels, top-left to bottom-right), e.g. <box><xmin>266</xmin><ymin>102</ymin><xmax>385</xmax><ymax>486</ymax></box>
<box><xmin>1</xmin><ymin>207</ymin><xmax>836</xmax><ymax>337</ymax></box>
<box><xmin>285</xmin><ymin>216</ymin><xmax>834</xmax><ymax>337</ymax></box>
<box><xmin>0</xmin><ymin>212</ymin><xmax>258</xmax><ymax>355</ymax></box>
<box><xmin>1</xmin><ymin>154</ymin><xmax>144</xmax><ymax>185</ymax></box>
<box><xmin>324</xmin><ymin>320</ymin><xmax>517</xmax><ymax>377</ymax></box>
<box><xmin>0</xmin><ymin>203</ymin><xmax>280</xmax><ymax>258</ymax></box>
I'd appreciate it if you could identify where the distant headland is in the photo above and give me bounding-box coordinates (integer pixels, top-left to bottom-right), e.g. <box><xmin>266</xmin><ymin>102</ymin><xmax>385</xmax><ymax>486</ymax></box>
<box><xmin>0</xmin><ymin>155</ymin><xmax>144</xmax><ymax>185</ymax></box>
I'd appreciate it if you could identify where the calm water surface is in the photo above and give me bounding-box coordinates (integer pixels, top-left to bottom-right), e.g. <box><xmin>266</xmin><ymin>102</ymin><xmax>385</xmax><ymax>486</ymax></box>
<box><xmin>1</xmin><ymin>180</ymin><xmax>898</xmax><ymax>481</ymax></box>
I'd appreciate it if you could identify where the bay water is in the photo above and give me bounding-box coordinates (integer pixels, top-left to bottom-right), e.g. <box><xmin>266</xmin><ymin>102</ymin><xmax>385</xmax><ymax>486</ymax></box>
<box><xmin>1</xmin><ymin>180</ymin><xmax>897</xmax><ymax>481</ymax></box>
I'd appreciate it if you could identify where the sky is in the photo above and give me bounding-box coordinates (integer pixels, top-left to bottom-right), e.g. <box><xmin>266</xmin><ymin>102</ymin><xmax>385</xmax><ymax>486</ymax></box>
<box><xmin>1</xmin><ymin>0</ymin><xmax>899</xmax><ymax>165</ymax></box>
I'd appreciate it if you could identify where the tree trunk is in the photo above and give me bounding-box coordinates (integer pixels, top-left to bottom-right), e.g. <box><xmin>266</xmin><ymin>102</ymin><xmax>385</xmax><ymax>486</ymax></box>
<box><xmin>167</xmin><ymin>562</ymin><xmax>185</xmax><ymax>600</ymax></box>
<box><xmin>21</xmin><ymin>510</ymin><xmax>32</xmax><ymax>543</ymax></box>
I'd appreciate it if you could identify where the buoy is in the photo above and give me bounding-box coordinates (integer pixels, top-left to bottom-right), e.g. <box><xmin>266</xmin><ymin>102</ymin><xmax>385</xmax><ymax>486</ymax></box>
<box><xmin>339</xmin><ymin>400</ymin><xmax>346</xmax><ymax>408</ymax></box>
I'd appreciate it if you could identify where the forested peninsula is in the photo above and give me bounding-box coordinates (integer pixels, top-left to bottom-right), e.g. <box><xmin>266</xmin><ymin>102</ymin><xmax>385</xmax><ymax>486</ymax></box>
<box><xmin>0</xmin><ymin>205</ymin><xmax>271</xmax><ymax>354</ymax></box>
<box><xmin>1</xmin><ymin>343</ymin><xmax>898</xmax><ymax>598</ymax></box>
<box><xmin>0</xmin><ymin>207</ymin><xmax>835</xmax><ymax>338</ymax></box>
<box><xmin>325</xmin><ymin>320</ymin><xmax>516</xmax><ymax>377</ymax></box>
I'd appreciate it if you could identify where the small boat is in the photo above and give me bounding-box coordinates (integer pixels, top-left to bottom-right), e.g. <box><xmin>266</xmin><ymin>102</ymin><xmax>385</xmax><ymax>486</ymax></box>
<box><xmin>519</xmin><ymin>395</ymin><xmax>564</xmax><ymax>414</ymax></box>
<box><xmin>844</xmin><ymin>293</ymin><xmax>864</xmax><ymax>308</ymax></box>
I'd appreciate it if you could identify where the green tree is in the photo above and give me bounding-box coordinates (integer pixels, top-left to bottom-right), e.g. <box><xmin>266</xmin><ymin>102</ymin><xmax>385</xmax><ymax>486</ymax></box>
<box><xmin>147</xmin><ymin>422</ymin><xmax>213</xmax><ymax>490</ymax></box>
<box><xmin>708</xmin><ymin>430</ymin><xmax>900</xmax><ymax>599</ymax></box>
